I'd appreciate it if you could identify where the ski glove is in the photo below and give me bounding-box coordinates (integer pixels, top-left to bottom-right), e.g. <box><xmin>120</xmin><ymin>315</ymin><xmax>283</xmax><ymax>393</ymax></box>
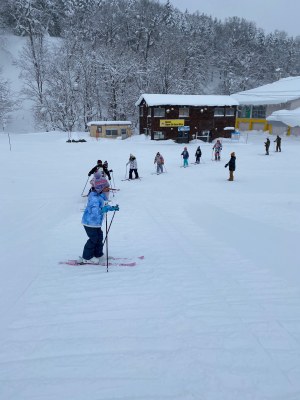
<box><xmin>102</xmin><ymin>204</ymin><xmax>119</xmax><ymax>213</ymax></box>
<box><xmin>224</xmin><ymin>164</ymin><xmax>228</xmax><ymax>168</ymax></box>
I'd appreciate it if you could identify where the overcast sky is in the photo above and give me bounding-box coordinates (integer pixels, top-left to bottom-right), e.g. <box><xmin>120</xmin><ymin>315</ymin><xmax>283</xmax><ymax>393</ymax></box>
<box><xmin>166</xmin><ymin>0</ymin><xmax>300</xmax><ymax>37</ymax></box>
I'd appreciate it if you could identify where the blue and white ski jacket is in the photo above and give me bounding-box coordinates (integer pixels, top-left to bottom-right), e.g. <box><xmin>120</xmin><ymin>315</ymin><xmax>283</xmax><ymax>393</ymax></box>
<box><xmin>82</xmin><ymin>191</ymin><xmax>107</xmax><ymax>228</ymax></box>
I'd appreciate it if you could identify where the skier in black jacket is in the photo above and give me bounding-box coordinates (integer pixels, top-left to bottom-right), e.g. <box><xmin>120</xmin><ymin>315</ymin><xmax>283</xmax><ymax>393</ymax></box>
<box><xmin>274</xmin><ymin>135</ymin><xmax>281</xmax><ymax>152</ymax></box>
<box><xmin>265</xmin><ymin>138</ymin><xmax>270</xmax><ymax>155</ymax></box>
<box><xmin>195</xmin><ymin>146</ymin><xmax>202</xmax><ymax>164</ymax></box>
<box><xmin>88</xmin><ymin>160</ymin><xmax>111</xmax><ymax>180</ymax></box>
<box><xmin>225</xmin><ymin>152</ymin><xmax>236</xmax><ymax>181</ymax></box>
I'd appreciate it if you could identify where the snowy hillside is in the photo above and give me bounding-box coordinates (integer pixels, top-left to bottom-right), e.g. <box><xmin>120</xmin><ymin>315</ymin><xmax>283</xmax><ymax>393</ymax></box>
<box><xmin>1</xmin><ymin>131</ymin><xmax>300</xmax><ymax>399</ymax></box>
<box><xmin>0</xmin><ymin>34</ymin><xmax>36</xmax><ymax>133</ymax></box>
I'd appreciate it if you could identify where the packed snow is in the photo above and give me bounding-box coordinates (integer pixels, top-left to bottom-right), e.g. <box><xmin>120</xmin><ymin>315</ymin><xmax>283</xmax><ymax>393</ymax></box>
<box><xmin>267</xmin><ymin>107</ymin><xmax>300</xmax><ymax>127</ymax></box>
<box><xmin>232</xmin><ymin>76</ymin><xmax>300</xmax><ymax>105</ymax></box>
<box><xmin>1</xmin><ymin>131</ymin><xmax>300</xmax><ymax>400</ymax></box>
<box><xmin>135</xmin><ymin>94</ymin><xmax>239</xmax><ymax>107</ymax></box>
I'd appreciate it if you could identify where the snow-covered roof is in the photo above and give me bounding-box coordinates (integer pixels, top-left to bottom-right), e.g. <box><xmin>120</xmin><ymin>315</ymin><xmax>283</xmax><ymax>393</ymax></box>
<box><xmin>135</xmin><ymin>94</ymin><xmax>238</xmax><ymax>107</ymax></box>
<box><xmin>231</xmin><ymin>76</ymin><xmax>300</xmax><ymax>105</ymax></box>
<box><xmin>87</xmin><ymin>121</ymin><xmax>131</xmax><ymax>126</ymax></box>
<box><xmin>266</xmin><ymin>107</ymin><xmax>300</xmax><ymax>127</ymax></box>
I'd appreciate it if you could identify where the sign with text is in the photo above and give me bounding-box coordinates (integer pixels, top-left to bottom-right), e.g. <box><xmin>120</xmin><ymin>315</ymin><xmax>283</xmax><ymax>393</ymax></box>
<box><xmin>160</xmin><ymin>119</ymin><xmax>184</xmax><ymax>127</ymax></box>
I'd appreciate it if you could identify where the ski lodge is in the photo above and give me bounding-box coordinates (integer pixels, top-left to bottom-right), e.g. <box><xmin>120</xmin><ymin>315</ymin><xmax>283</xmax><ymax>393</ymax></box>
<box><xmin>87</xmin><ymin>121</ymin><xmax>132</xmax><ymax>139</ymax></box>
<box><xmin>135</xmin><ymin>94</ymin><xmax>238</xmax><ymax>142</ymax></box>
<box><xmin>232</xmin><ymin>76</ymin><xmax>300</xmax><ymax>136</ymax></box>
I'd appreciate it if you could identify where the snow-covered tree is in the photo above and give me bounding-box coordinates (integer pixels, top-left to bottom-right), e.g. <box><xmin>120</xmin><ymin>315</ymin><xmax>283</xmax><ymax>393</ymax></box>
<box><xmin>42</xmin><ymin>41</ymin><xmax>82</xmax><ymax>132</ymax></box>
<box><xmin>0</xmin><ymin>69</ymin><xmax>17</xmax><ymax>127</ymax></box>
<box><xmin>8</xmin><ymin>0</ymin><xmax>300</xmax><ymax>130</ymax></box>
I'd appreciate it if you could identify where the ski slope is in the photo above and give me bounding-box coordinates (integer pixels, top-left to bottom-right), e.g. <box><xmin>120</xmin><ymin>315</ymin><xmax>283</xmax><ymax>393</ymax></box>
<box><xmin>1</xmin><ymin>131</ymin><xmax>300</xmax><ymax>400</ymax></box>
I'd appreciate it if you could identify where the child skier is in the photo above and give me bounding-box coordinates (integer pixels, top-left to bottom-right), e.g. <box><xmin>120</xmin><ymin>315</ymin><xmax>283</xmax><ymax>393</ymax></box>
<box><xmin>195</xmin><ymin>146</ymin><xmax>202</xmax><ymax>164</ymax></box>
<box><xmin>88</xmin><ymin>160</ymin><xmax>111</xmax><ymax>180</ymax></box>
<box><xmin>154</xmin><ymin>152</ymin><xmax>164</xmax><ymax>174</ymax></box>
<box><xmin>224</xmin><ymin>152</ymin><xmax>236</xmax><ymax>181</ymax></box>
<box><xmin>126</xmin><ymin>154</ymin><xmax>139</xmax><ymax>179</ymax></box>
<box><xmin>181</xmin><ymin>147</ymin><xmax>189</xmax><ymax>167</ymax></box>
<box><xmin>213</xmin><ymin>140</ymin><xmax>222</xmax><ymax>161</ymax></box>
<box><xmin>79</xmin><ymin>175</ymin><xmax>119</xmax><ymax>264</ymax></box>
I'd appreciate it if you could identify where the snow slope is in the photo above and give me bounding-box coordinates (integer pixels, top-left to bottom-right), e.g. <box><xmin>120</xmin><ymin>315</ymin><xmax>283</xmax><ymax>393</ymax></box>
<box><xmin>0</xmin><ymin>34</ymin><xmax>36</xmax><ymax>133</ymax></box>
<box><xmin>1</xmin><ymin>131</ymin><xmax>300</xmax><ymax>400</ymax></box>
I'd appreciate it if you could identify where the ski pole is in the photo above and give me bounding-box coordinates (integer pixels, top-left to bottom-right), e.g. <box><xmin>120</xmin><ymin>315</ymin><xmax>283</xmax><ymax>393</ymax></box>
<box><xmin>110</xmin><ymin>181</ymin><xmax>115</xmax><ymax>197</ymax></box>
<box><xmin>163</xmin><ymin>164</ymin><xmax>167</xmax><ymax>173</ymax></box>
<box><xmin>103</xmin><ymin>210</ymin><xmax>116</xmax><ymax>245</ymax></box>
<box><xmin>105</xmin><ymin>213</ymin><xmax>109</xmax><ymax>273</ymax></box>
<box><xmin>111</xmin><ymin>170</ymin><xmax>116</xmax><ymax>189</ymax></box>
<box><xmin>81</xmin><ymin>176</ymin><xmax>90</xmax><ymax>196</ymax></box>
<box><xmin>111</xmin><ymin>171</ymin><xmax>115</xmax><ymax>197</ymax></box>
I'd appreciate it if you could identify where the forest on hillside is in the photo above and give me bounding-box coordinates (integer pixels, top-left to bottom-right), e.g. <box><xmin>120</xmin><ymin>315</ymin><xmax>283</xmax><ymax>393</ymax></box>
<box><xmin>0</xmin><ymin>0</ymin><xmax>300</xmax><ymax>131</ymax></box>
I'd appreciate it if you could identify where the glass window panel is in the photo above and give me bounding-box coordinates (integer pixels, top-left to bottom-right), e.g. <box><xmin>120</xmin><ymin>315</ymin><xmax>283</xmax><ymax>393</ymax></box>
<box><xmin>179</xmin><ymin>107</ymin><xmax>189</xmax><ymax>117</ymax></box>
<box><xmin>154</xmin><ymin>108</ymin><xmax>165</xmax><ymax>117</ymax></box>
<box><xmin>252</xmin><ymin>106</ymin><xmax>266</xmax><ymax>118</ymax></box>
<box><xmin>225</xmin><ymin>108</ymin><xmax>235</xmax><ymax>116</ymax></box>
<box><xmin>214</xmin><ymin>107</ymin><xmax>224</xmax><ymax>117</ymax></box>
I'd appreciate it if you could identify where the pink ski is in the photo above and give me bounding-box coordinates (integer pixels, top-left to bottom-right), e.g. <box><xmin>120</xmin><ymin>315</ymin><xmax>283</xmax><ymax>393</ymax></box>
<box><xmin>59</xmin><ymin>260</ymin><xmax>136</xmax><ymax>267</ymax></box>
<box><xmin>109</xmin><ymin>255</ymin><xmax>144</xmax><ymax>261</ymax></box>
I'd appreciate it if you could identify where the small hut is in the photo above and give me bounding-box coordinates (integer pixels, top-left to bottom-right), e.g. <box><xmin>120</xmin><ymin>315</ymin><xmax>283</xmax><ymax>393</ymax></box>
<box><xmin>87</xmin><ymin>121</ymin><xmax>132</xmax><ymax>139</ymax></box>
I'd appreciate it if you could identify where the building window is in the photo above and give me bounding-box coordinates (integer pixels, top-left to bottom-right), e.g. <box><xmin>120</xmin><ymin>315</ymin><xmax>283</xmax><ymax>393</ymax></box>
<box><xmin>121</xmin><ymin>128</ymin><xmax>127</xmax><ymax>135</ymax></box>
<box><xmin>179</xmin><ymin>107</ymin><xmax>189</xmax><ymax>117</ymax></box>
<box><xmin>147</xmin><ymin>108</ymin><xmax>151</xmax><ymax>117</ymax></box>
<box><xmin>153</xmin><ymin>131</ymin><xmax>165</xmax><ymax>139</ymax></box>
<box><xmin>214</xmin><ymin>107</ymin><xmax>224</xmax><ymax>117</ymax></box>
<box><xmin>154</xmin><ymin>107</ymin><xmax>165</xmax><ymax>117</ymax></box>
<box><xmin>238</xmin><ymin>106</ymin><xmax>251</xmax><ymax>118</ymax></box>
<box><xmin>252</xmin><ymin>106</ymin><xmax>266</xmax><ymax>118</ymax></box>
<box><xmin>225</xmin><ymin>107</ymin><xmax>235</xmax><ymax>116</ymax></box>
<box><xmin>97</xmin><ymin>126</ymin><xmax>102</xmax><ymax>133</ymax></box>
<box><xmin>106</xmin><ymin>129</ymin><xmax>118</xmax><ymax>136</ymax></box>
<box><xmin>140</xmin><ymin>107</ymin><xmax>144</xmax><ymax>117</ymax></box>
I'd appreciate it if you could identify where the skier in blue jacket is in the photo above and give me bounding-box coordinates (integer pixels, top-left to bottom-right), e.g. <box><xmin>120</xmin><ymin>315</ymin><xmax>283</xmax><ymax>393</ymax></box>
<box><xmin>79</xmin><ymin>175</ymin><xmax>119</xmax><ymax>264</ymax></box>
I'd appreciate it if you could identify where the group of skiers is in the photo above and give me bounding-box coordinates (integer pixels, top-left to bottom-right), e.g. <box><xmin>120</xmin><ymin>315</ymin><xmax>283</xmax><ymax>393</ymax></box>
<box><xmin>265</xmin><ymin>135</ymin><xmax>281</xmax><ymax>155</ymax></box>
<box><xmin>80</xmin><ymin>134</ymin><xmax>282</xmax><ymax>264</ymax></box>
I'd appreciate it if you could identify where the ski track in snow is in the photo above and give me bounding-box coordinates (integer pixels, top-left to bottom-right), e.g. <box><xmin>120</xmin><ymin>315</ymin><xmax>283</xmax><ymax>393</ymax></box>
<box><xmin>1</xmin><ymin>132</ymin><xmax>300</xmax><ymax>400</ymax></box>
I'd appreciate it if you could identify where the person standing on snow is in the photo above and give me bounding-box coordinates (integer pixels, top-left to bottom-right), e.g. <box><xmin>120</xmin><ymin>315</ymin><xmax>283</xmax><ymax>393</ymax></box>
<box><xmin>274</xmin><ymin>135</ymin><xmax>281</xmax><ymax>152</ymax></box>
<box><xmin>126</xmin><ymin>154</ymin><xmax>139</xmax><ymax>179</ymax></box>
<box><xmin>79</xmin><ymin>176</ymin><xmax>119</xmax><ymax>264</ymax></box>
<box><xmin>154</xmin><ymin>152</ymin><xmax>164</xmax><ymax>174</ymax></box>
<box><xmin>195</xmin><ymin>146</ymin><xmax>202</xmax><ymax>164</ymax></box>
<box><xmin>224</xmin><ymin>152</ymin><xmax>236</xmax><ymax>181</ymax></box>
<box><xmin>213</xmin><ymin>140</ymin><xmax>222</xmax><ymax>161</ymax></box>
<box><xmin>181</xmin><ymin>147</ymin><xmax>189</xmax><ymax>167</ymax></box>
<box><xmin>88</xmin><ymin>160</ymin><xmax>111</xmax><ymax>180</ymax></box>
<box><xmin>265</xmin><ymin>138</ymin><xmax>270</xmax><ymax>155</ymax></box>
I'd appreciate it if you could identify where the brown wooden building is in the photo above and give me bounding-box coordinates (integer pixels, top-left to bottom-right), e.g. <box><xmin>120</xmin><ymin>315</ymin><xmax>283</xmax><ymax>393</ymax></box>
<box><xmin>135</xmin><ymin>94</ymin><xmax>239</xmax><ymax>142</ymax></box>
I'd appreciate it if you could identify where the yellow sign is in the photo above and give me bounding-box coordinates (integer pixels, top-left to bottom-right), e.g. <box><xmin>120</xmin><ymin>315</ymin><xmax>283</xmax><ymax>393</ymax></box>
<box><xmin>160</xmin><ymin>119</ymin><xmax>184</xmax><ymax>127</ymax></box>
